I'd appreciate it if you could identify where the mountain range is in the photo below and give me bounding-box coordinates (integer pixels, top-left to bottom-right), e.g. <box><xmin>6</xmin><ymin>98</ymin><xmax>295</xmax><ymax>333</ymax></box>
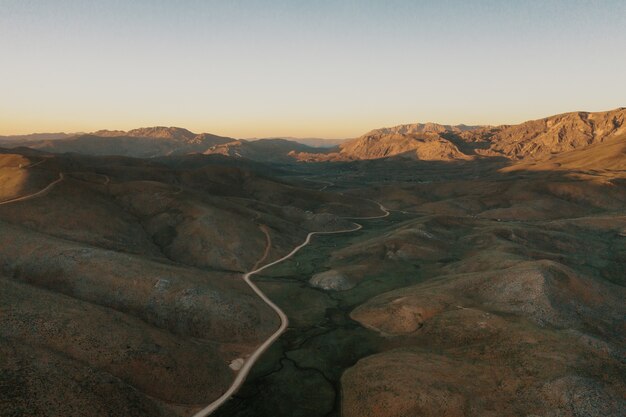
<box><xmin>294</xmin><ymin>108</ymin><xmax>626</xmax><ymax>162</ymax></box>
<box><xmin>2</xmin><ymin>108</ymin><xmax>624</xmax><ymax>163</ymax></box>
<box><xmin>1</xmin><ymin>107</ymin><xmax>625</xmax><ymax>417</ymax></box>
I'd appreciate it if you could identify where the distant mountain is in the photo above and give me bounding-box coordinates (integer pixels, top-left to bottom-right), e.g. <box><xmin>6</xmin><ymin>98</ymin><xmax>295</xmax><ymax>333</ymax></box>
<box><xmin>256</xmin><ymin>137</ymin><xmax>346</xmax><ymax>148</ymax></box>
<box><xmin>479</xmin><ymin>108</ymin><xmax>626</xmax><ymax>159</ymax></box>
<box><xmin>202</xmin><ymin>138</ymin><xmax>329</xmax><ymax>163</ymax></box>
<box><xmin>338</xmin><ymin>123</ymin><xmax>481</xmax><ymax>161</ymax></box>
<box><xmin>291</xmin><ymin>108</ymin><xmax>626</xmax><ymax>162</ymax></box>
<box><xmin>92</xmin><ymin>126</ymin><xmax>235</xmax><ymax>145</ymax></box>
<box><xmin>0</xmin><ymin>132</ymin><xmax>76</xmax><ymax>143</ymax></box>
<box><xmin>3</xmin><ymin>109</ymin><xmax>625</xmax><ymax>162</ymax></box>
<box><xmin>363</xmin><ymin>123</ymin><xmax>484</xmax><ymax>136</ymax></box>
<box><xmin>93</xmin><ymin>126</ymin><xmax>201</xmax><ymax>142</ymax></box>
<box><xmin>290</xmin><ymin>123</ymin><xmax>486</xmax><ymax>162</ymax></box>
<box><xmin>0</xmin><ymin>126</ymin><xmax>335</xmax><ymax>161</ymax></box>
<box><xmin>2</xmin><ymin>127</ymin><xmax>236</xmax><ymax>158</ymax></box>
<box><xmin>20</xmin><ymin>134</ymin><xmax>192</xmax><ymax>158</ymax></box>
<box><xmin>503</xmin><ymin>131</ymin><xmax>626</xmax><ymax>173</ymax></box>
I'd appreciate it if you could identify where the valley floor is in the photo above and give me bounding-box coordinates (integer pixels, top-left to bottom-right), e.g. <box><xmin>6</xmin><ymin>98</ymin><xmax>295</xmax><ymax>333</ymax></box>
<box><xmin>0</xmin><ymin>146</ymin><xmax>625</xmax><ymax>417</ymax></box>
<box><xmin>212</xmin><ymin>160</ymin><xmax>626</xmax><ymax>417</ymax></box>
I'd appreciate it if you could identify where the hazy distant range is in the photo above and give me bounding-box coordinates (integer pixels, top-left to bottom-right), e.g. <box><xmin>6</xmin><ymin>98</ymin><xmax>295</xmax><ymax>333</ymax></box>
<box><xmin>0</xmin><ymin>132</ymin><xmax>346</xmax><ymax>148</ymax></box>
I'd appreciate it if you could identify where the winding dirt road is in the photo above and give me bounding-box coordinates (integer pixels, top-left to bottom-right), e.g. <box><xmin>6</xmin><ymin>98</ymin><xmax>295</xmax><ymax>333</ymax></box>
<box><xmin>302</xmin><ymin>176</ymin><xmax>335</xmax><ymax>191</ymax></box>
<box><xmin>0</xmin><ymin>163</ymin><xmax>388</xmax><ymax>416</ymax></box>
<box><xmin>0</xmin><ymin>172</ymin><xmax>64</xmax><ymax>206</ymax></box>
<box><xmin>192</xmin><ymin>201</ymin><xmax>389</xmax><ymax>417</ymax></box>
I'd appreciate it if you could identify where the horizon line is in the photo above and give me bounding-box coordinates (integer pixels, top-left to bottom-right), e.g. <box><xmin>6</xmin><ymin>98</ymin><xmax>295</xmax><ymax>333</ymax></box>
<box><xmin>2</xmin><ymin>106</ymin><xmax>624</xmax><ymax>139</ymax></box>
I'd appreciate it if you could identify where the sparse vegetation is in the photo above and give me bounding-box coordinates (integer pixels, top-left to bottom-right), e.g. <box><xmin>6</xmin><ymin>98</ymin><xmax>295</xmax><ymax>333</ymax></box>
<box><xmin>1</xmin><ymin>109</ymin><xmax>625</xmax><ymax>416</ymax></box>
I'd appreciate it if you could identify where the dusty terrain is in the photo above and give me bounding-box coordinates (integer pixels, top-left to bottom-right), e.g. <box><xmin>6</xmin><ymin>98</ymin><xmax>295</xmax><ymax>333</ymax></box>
<box><xmin>5</xmin><ymin>109</ymin><xmax>624</xmax><ymax>165</ymax></box>
<box><xmin>293</xmin><ymin>108</ymin><xmax>626</xmax><ymax>162</ymax></box>
<box><xmin>334</xmin><ymin>137</ymin><xmax>626</xmax><ymax>417</ymax></box>
<box><xmin>1</xmin><ymin>127</ymin><xmax>330</xmax><ymax>161</ymax></box>
<box><xmin>211</xmin><ymin>128</ymin><xmax>625</xmax><ymax>417</ymax></box>
<box><xmin>0</xmin><ymin>151</ymin><xmax>377</xmax><ymax>416</ymax></box>
<box><xmin>1</xmin><ymin>109</ymin><xmax>625</xmax><ymax>417</ymax></box>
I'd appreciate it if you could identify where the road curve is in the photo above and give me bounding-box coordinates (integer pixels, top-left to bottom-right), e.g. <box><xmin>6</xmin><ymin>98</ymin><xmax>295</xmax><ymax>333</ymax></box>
<box><xmin>0</xmin><ymin>172</ymin><xmax>64</xmax><ymax>206</ymax></box>
<box><xmin>343</xmin><ymin>199</ymin><xmax>390</xmax><ymax>220</ymax></box>
<box><xmin>303</xmin><ymin>177</ymin><xmax>334</xmax><ymax>191</ymax></box>
<box><xmin>192</xmin><ymin>201</ymin><xmax>390</xmax><ymax>417</ymax></box>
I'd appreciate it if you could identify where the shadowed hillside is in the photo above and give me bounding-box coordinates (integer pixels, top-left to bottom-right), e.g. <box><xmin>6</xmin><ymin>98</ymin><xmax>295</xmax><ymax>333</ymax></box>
<box><xmin>293</xmin><ymin>108</ymin><xmax>626</xmax><ymax>162</ymax></box>
<box><xmin>1</xmin><ymin>109</ymin><xmax>625</xmax><ymax>417</ymax></box>
<box><xmin>0</xmin><ymin>149</ymin><xmax>379</xmax><ymax>417</ymax></box>
<box><xmin>210</xmin><ymin>132</ymin><xmax>626</xmax><ymax>417</ymax></box>
<box><xmin>4</xmin><ymin>109</ymin><xmax>625</xmax><ymax>165</ymax></box>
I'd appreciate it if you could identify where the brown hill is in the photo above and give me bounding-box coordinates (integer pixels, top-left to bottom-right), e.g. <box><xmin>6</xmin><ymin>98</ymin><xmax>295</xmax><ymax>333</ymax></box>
<box><xmin>339</xmin><ymin>131</ymin><xmax>472</xmax><ymax>161</ymax></box>
<box><xmin>3</xmin><ymin>128</ymin><xmax>334</xmax><ymax>162</ymax></box>
<box><xmin>4</xmin><ymin>127</ymin><xmax>236</xmax><ymax>158</ymax></box>
<box><xmin>482</xmin><ymin>108</ymin><xmax>626</xmax><ymax>159</ymax></box>
<box><xmin>0</xmin><ymin>148</ymin><xmax>379</xmax><ymax>416</ymax></box>
<box><xmin>502</xmin><ymin>132</ymin><xmax>626</xmax><ymax>173</ymax></box>
<box><xmin>303</xmin><ymin>146</ymin><xmax>626</xmax><ymax>417</ymax></box>
<box><xmin>363</xmin><ymin>122</ymin><xmax>483</xmax><ymax>136</ymax></box>
<box><xmin>252</xmin><ymin>137</ymin><xmax>346</xmax><ymax>148</ymax></box>
<box><xmin>0</xmin><ymin>132</ymin><xmax>75</xmax><ymax>143</ymax></box>
<box><xmin>94</xmin><ymin>126</ymin><xmax>198</xmax><ymax>141</ymax></box>
<box><xmin>21</xmin><ymin>134</ymin><xmax>191</xmax><ymax>158</ymax></box>
<box><xmin>206</xmin><ymin>138</ymin><xmax>626</xmax><ymax>417</ymax></box>
<box><xmin>3</xmin><ymin>108</ymin><xmax>625</xmax><ymax>163</ymax></box>
<box><xmin>292</xmin><ymin>108</ymin><xmax>626</xmax><ymax>163</ymax></box>
<box><xmin>2</xmin><ymin>111</ymin><xmax>626</xmax><ymax>416</ymax></box>
<box><xmin>202</xmin><ymin>138</ymin><xmax>329</xmax><ymax>163</ymax></box>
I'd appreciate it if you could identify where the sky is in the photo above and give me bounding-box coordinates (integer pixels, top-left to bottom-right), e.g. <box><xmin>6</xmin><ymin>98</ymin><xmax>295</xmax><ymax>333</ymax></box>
<box><xmin>1</xmin><ymin>0</ymin><xmax>625</xmax><ymax>138</ymax></box>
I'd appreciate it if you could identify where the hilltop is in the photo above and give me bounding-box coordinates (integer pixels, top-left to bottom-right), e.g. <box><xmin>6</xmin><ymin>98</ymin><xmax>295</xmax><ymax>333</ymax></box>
<box><xmin>293</xmin><ymin>108</ymin><xmax>626</xmax><ymax>162</ymax></box>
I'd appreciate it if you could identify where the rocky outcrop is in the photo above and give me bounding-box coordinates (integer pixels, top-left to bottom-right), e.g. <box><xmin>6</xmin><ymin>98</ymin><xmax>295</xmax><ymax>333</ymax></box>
<box><xmin>292</xmin><ymin>108</ymin><xmax>626</xmax><ymax>162</ymax></box>
<box><xmin>309</xmin><ymin>269</ymin><xmax>355</xmax><ymax>291</ymax></box>
<box><xmin>482</xmin><ymin>108</ymin><xmax>626</xmax><ymax>159</ymax></box>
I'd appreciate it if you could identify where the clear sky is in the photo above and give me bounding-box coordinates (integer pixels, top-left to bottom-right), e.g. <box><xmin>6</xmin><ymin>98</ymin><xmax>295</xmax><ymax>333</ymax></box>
<box><xmin>1</xmin><ymin>0</ymin><xmax>625</xmax><ymax>138</ymax></box>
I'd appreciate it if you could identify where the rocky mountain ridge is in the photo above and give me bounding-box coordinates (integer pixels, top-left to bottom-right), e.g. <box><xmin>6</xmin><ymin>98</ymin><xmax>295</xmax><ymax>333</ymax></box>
<box><xmin>3</xmin><ymin>108</ymin><xmax>625</xmax><ymax>161</ymax></box>
<box><xmin>293</xmin><ymin>108</ymin><xmax>626</xmax><ymax>162</ymax></box>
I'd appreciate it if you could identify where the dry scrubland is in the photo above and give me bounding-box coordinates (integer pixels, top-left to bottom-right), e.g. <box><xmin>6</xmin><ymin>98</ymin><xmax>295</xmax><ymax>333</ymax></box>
<box><xmin>0</xmin><ymin>109</ymin><xmax>625</xmax><ymax>417</ymax></box>
<box><xmin>333</xmin><ymin>137</ymin><xmax>626</xmax><ymax>416</ymax></box>
<box><xmin>296</xmin><ymin>108</ymin><xmax>626</xmax><ymax>162</ymax></box>
<box><xmin>0</xmin><ymin>151</ymin><xmax>378</xmax><ymax>416</ymax></box>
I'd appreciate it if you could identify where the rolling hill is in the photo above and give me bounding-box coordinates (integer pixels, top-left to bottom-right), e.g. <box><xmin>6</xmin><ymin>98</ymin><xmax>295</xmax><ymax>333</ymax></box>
<box><xmin>1</xmin><ymin>108</ymin><xmax>625</xmax><ymax>416</ymax></box>
<box><xmin>292</xmin><ymin>108</ymin><xmax>626</xmax><ymax>162</ymax></box>
<box><xmin>0</xmin><ymin>149</ymin><xmax>380</xmax><ymax>416</ymax></box>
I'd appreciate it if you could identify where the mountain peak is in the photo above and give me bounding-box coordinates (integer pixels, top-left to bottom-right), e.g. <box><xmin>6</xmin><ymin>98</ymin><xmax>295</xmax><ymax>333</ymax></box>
<box><xmin>127</xmin><ymin>126</ymin><xmax>197</xmax><ymax>141</ymax></box>
<box><xmin>365</xmin><ymin>122</ymin><xmax>485</xmax><ymax>137</ymax></box>
<box><xmin>327</xmin><ymin>108</ymin><xmax>626</xmax><ymax>162</ymax></box>
<box><xmin>92</xmin><ymin>126</ymin><xmax>197</xmax><ymax>141</ymax></box>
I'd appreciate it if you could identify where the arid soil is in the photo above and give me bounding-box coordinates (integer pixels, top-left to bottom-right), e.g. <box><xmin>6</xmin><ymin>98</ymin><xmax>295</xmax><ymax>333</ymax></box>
<box><xmin>207</xmin><ymin>130</ymin><xmax>625</xmax><ymax>417</ymax></box>
<box><xmin>0</xmin><ymin>151</ymin><xmax>377</xmax><ymax>416</ymax></box>
<box><xmin>1</xmin><ymin>110</ymin><xmax>625</xmax><ymax>417</ymax></box>
<box><xmin>5</xmin><ymin>109</ymin><xmax>624</xmax><ymax>165</ymax></box>
<box><xmin>332</xmin><ymin>139</ymin><xmax>626</xmax><ymax>417</ymax></box>
<box><xmin>294</xmin><ymin>108</ymin><xmax>626</xmax><ymax>162</ymax></box>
